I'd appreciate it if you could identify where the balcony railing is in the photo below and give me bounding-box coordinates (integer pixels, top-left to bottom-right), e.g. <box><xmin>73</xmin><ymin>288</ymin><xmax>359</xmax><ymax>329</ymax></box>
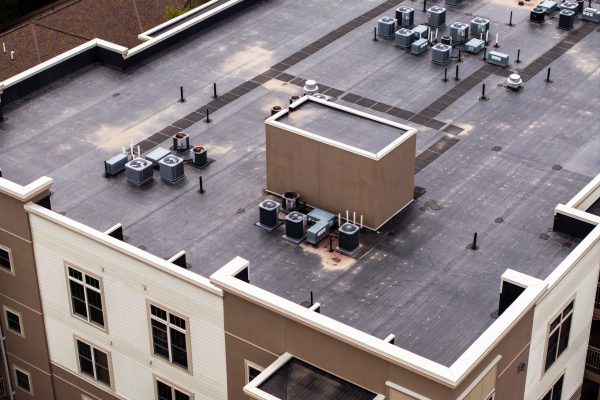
<box><xmin>586</xmin><ymin>346</ymin><xmax>600</xmax><ymax>375</ymax></box>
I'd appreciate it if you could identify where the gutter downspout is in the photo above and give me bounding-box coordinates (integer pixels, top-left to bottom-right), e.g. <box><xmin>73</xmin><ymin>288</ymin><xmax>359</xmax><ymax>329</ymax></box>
<box><xmin>0</xmin><ymin>323</ymin><xmax>15</xmax><ymax>400</ymax></box>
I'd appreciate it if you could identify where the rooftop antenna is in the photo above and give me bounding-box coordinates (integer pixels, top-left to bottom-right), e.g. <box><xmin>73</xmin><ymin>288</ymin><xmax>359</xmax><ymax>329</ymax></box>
<box><xmin>360</xmin><ymin>215</ymin><xmax>364</xmax><ymax>229</ymax></box>
<box><xmin>338</xmin><ymin>213</ymin><xmax>341</xmax><ymax>227</ymax></box>
<box><xmin>353</xmin><ymin>211</ymin><xmax>356</xmax><ymax>225</ymax></box>
<box><xmin>130</xmin><ymin>138</ymin><xmax>134</xmax><ymax>157</ymax></box>
<box><xmin>137</xmin><ymin>145</ymin><xmax>141</xmax><ymax>158</ymax></box>
<box><xmin>2</xmin><ymin>43</ymin><xmax>5</xmax><ymax>53</ymax></box>
<box><xmin>10</xmin><ymin>51</ymin><xmax>14</xmax><ymax>60</ymax></box>
<box><xmin>346</xmin><ymin>210</ymin><xmax>349</xmax><ymax>222</ymax></box>
<box><xmin>122</xmin><ymin>146</ymin><xmax>126</xmax><ymax>155</ymax></box>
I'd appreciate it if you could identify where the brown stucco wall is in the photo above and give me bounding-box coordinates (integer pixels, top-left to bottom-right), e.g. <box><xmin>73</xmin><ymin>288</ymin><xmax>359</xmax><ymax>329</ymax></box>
<box><xmin>265</xmin><ymin>123</ymin><xmax>416</xmax><ymax>229</ymax></box>
<box><xmin>0</xmin><ymin>189</ymin><xmax>56</xmax><ymax>399</ymax></box>
<box><xmin>222</xmin><ymin>290</ymin><xmax>534</xmax><ymax>400</ymax></box>
<box><xmin>52</xmin><ymin>363</ymin><xmax>121</xmax><ymax>400</ymax></box>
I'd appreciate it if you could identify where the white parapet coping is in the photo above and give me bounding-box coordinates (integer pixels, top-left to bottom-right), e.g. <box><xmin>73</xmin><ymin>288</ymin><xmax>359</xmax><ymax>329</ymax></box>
<box><xmin>138</xmin><ymin>0</ymin><xmax>223</xmax><ymax>40</ymax></box>
<box><xmin>0</xmin><ymin>176</ymin><xmax>53</xmax><ymax>202</ymax></box>
<box><xmin>565</xmin><ymin>173</ymin><xmax>600</xmax><ymax>211</ymax></box>
<box><xmin>266</xmin><ymin>95</ymin><xmax>418</xmax><ymax>162</ymax></box>
<box><xmin>0</xmin><ymin>39</ymin><xmax>127</xmax><ymax>89</ymax></box>
<box><xmin>555</xmin><ymin>203</ymin><xmax>600</xmax><ymax>226</ymax></box>
<box><xmin>127</xmin><ymin>0</ymin><xmax>246</xmax><ymax>58</ymax></box>
<box><xmin>24</xmin><ymin>202</ymin><xmax>222</xmax><ymax>297</ymax></box>
<box><xmin>210</xmin><ymin>252</ymin><xmax>554</xmax><ymax>390</ymax></box>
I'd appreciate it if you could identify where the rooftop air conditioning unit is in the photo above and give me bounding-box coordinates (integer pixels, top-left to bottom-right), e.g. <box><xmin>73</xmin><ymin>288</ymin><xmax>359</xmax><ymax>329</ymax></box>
<box><xmin>411</xmin><ymin>38</ymin><xmax>429</xmax><ymax>55</ymax></box>
<box><xmin>470</xmin><ymin>17</ymin><xmax>490</xmax><ymax>37</ymax></box>
<box><xmin>465</xmin><ymin>38</ymin><xmax>485</xmax><ymax>54</ymax></box>
<box><xmin>190</xmin><ymin>146</ymin><xmax>208</xmax><ymax>167</ymax></box>
<box><xmin>412</xmin><ymin>25</ymin><xmax>428</xmax><ymax>39</ymax></box>
<box><xmin>487</xmin><ymin>51</ymin><xmax>510</xmax><ymax>67</ymax></box>
<box><xmin>159</xmin><ymin>155</ymin><xmax>185</xmax><ymax>184</ymax></box>
<box><xmin>427</xmin><ymin>6</ymin><xmax>446</xmax><ymax>28</ymax></box>
<box><xmin>431</xmin><ymin>43</ymin><xmax>452</xmax><ymax>65</ymax></box>
<box><xmin>104</xmin><ymin>153</ymin><xmax>128</xmax><ymax>176</ymax></box>
<box><xmin>449</xmin><ymin>22</ymin><xmax>469</xmax><ymax>44</ymax></box>
<box><xmin>172</xmin><ymin>132</ymin><xmax>190</xmax><ymax>151</ymax></box>
<box><xmin>558</xmin><ymin>9</ymin><xmax>575</xmax><ymax>30</ymax></box>
<box><xmin>530</xmin><ymin>6</ymin><xmax>546</xmax><ymax>22</ymax></box>
<box><xmin>394</xmin><ymin>28</ymin><xmax>414</xmax><ymax>48</ymax></box>
<box><xmin>396</xmin><ymin>6</ymin><xmax>414</xmax><ymax>28</ymax></box>
<box><xmin>145</xmin><ymin>147</ymin><xmax>171</xmax><ymax>166</ymax></box>
<box><xmin>258</xmin><ymin>200</ymin><xmax>281</xmax><ymax>229</ymax></box>
<box><xmin>582</xmin><ymin>7</ymin><xmax>600</xmax><ymax>23</ymax></box>
<box><xmin>284</xmin><ymin>211</ymin><xmax>307</xmax><ymax>243</ymax></box>
<box><xmin>559</xmin><ymin>1</ymin><xmax>578</xmax><ymax>12</ymax></box>
<box><xmin>337</xmin><ymin>223</ymin><xmax>360</xmax><ymax>255</ymax></box>
<box><xmin>539</xmin><ymin>0</ymin><xmax>558</xmax><ymax>13</ymax></box>
<box><xmin>377</xmin><ymin>17</ymin><xmax>397</xmax><ymax>39</ymax></box>
<box><xmin>125</xmin><ymin>158</ymin><xmax>153</xmax><ymax>185</ymax></box>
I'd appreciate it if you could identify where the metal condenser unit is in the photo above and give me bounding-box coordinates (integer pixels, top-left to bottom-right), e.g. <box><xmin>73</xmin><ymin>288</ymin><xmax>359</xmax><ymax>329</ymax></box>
<box><xmin>427</xmin><ymin>6</ymin><xmax>446</xmax><ymax>28</ymax></box>
<box><xmin>338</xmin><ymin>223</ymin><xmax>360</xmax><ymax>255</ymax></box>
<box><xmin>285</xmin><ymin>211</ymin><xmax>307</xmax><ymax>242</ymax></box>
<box><xmin>449</xmin><ymin>22</ymin><xmax>469</xmax><ymax>44</ymax></box>
<box><xmin>412</xmin><ymin>24</ymin><xmax>428</xmax><ymax>39</ymax></box>
<box><xmin>583</xmin><ymin>7</ymin><xmax>600</xmax><ymax>23</ymax></box>
<box><xmin>530</xmin><ymin>6</ymin><xmax>546</xmax><ymax>23</ymax></box>
<box><xmin>395</xmin><ymin>6</ymin><xmax>414</xmax><ymax>28</ymax></box>
<box><xmin>104</xmin><ymin>153</ymin><xmax>128</xmax><ymax>176</ymax></box>
<box><xmin>125</xmin><ymin>158</ymin><xmax>154</xmax><ymax>186</ymax></box>
<box><xmin>470</xmin><ymin>17</ymin><xmax>490</xmax><ymax>37</ymax></box>
<box><xmin>559</xmin><ymin>1</ymin><xmax>578</xmax><ymax>12</ymax></box>
<box><xmin>394</xmin><ymin>28</ymin><xmax>414</xmax><ymax>48</ymax></box>
<box><xmin>558</xmin><ymin>9</ymin><xmax>575</xmax><ymax>30</ymax></box>
<box><xmin>465</xmin><ymin>38</ymin><xmax>485</xmax><ymax>54</ymax></box>
<box><xmin>159</xmin><ymin>155</ymin><xmax>185</xmax><ymax>184</ymax></box>
<box><xmin>411</xmin><ymin>38</ymin><xmax>429</xmax><ymax>55</ymax></box>
<box><xmin>377</xmin><ymin>16</ymin><xmax>397</xmax><ymax>39</ymax></box>
<box><xmin>487</xmin><ymin>51</ymin><xmax>509</xmax><ymax>67</ymax></box>
<box><xmin>431</xmin><ymin>43</ymin><xmax>452</xmax><ymax>65</ymax></box>
<box><xmin>259</xmin><ymin>200</ymin><xmax>281</xmax><ymax>229</ymax></box>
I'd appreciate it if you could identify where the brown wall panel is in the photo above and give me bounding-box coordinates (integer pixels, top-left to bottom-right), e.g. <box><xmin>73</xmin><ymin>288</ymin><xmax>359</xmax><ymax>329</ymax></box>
<box><xmin>224</xmin><ymin>290</ymin><xmax>534</xmax><ymax>400</ymax></box>
<box><xmin>0</xmin><ymin>195</ymin><xmax>33</xmax><ymax>241</ymax></box>
<box><xmin>2</xmin><ymin>297</ymin><xmax>51</xmax><ymax>369</ymax></box>
<box><xmin>52</xmin><ymin>363</ymin><xmax>120</xmax><ymax>400</ymax></box>
<box><xmin>265</xmin><ymin>124</ymin><xmax>416</xmax><ymax>229</ymax></box>
<box><xmin>6</xmin><ymin>354</ymin><xmax>53</xmax><ymax>400</ymax></box>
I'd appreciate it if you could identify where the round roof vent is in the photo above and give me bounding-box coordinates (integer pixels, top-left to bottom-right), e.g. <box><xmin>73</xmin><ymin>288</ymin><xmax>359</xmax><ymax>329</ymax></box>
<box><xmin>287</xmin><ymin>212</ymin><xmax>305</xmax><ymax>222</ymax></box>
<box><xmin>340</xmin><ymin>223</ymin><xmax>359</xmax><ymax>234</ymax></box>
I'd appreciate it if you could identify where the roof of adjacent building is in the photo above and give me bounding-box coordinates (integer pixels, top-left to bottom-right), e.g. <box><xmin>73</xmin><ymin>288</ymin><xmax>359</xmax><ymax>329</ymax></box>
<box><xmin>1</xmin><ymin>0</ymin><xmax>599</xmax><ymax>366</ymax></box>
<box><xmin>0</xmin><ymin>0</ymin><xmax>188</xmax><ymax>81</ymax></box>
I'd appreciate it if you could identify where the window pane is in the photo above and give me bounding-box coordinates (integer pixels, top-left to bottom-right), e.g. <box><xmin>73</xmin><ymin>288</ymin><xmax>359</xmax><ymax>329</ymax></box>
<box><xmin>94</xmin><ymin>349</ymin><xmax>111</xmax><ymax>386</ymax></box>
<box><xmin>552</xmin><ymin>376</ymin><xmax>564</xmax><ymax>400</ymax></box>
<box><xmin>151</xmin><ymin>320</ymin><xmax>170</xmax><ymax>358</ymax></box>
<box><xmin>550</xmin><ymin>315</ymin><xmax>561</xmax><ymax>331</ymax></box>
<box><xmin>0</xmin><ymin>249</ymin><xmax>10</xmax><ymax>270</ymax></box>
<box><xmin>169</xmin><ymin>314</ymin><xmax>186</xmax><ymax>330</ymax></box>
<box><xmin>170</xmin><ymin>328</ymin><xmax>188</xmax><ymax>368</ymax></box>
<box><xmin>545</xmin><ymin>331</ymin><xmax>559</xmax><ymax>371</ymax></box>
<box><xmin>558</xmin><ymin>315</ymin><xmax>572</xmax><ymax>356</ymax></box>
<box><xmin>542</xmin><ymin>391</ymin><xmax>552</xmax><ymax>400</ymax></box>
<box><xmin>563</xmin><ymin>301</ymin><xmax>574</xmax><ymax>316</ymax></box>
<box><xmin>151</xmin><ymin>305</ymin><xmax>167</xmax><ymax>321</ymax></box>
<box><xmin>175</xmin><ymin>390</ymin><xmax>190</xmax><ymax>400</ymax></box>
<box><xmin>248</xmin><ymin>366</ymin><xmax>261</xmax><ymax>382</ymax></box>
<box><xmin>6</xmin><ymin>311</ymin><xmax>21</xmax><ymax>334</ymax></box>
<box><xmin>15</xmin><ymin>370</ymin><xmax>30</xmax><ymax>392</ymax></box>
<box><xmin>68</xmin><ymin>267</ymin><xmax>83</xmax><ymax>281</ymax></box>
<box><xmin>86</xmin><ymin>289</ymin><xmax>104</xmax><ymax>326</ymax></box>
<box><xmin>157</xmin><ymin>381</ymin><xmax>173</xmax><ymax>400</ymax></box>
<box><xmin>77</xmin><ymin>341</ymin><xmax>94</xmax><ymax>376</ymax></box>
<box><xmin>85</xmin><ymin>275</ymin><xmax>100</xmax><ymax>289</ymax></box>
<box><xmin>70</xmin><ymin>281</ymin><xmax>88</xmax><ymax>318</ymax></box>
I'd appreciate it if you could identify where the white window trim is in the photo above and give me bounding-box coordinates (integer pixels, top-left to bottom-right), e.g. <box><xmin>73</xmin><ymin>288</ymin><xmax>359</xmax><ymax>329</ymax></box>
<box><xmin>539</xmin><ymin>371</ymin><xmax>565</xmax><ymax>400</ymax></box>
<box><xmin>13</xmin><ymin>365</ymin><xmax>33</xmax><ymax>396</ymax></box>
<box><xmin>245</xmin><ymin>359</ymin><xmax>265</xmax><ymax>384</ymax></box>
<box><xmin>542</xmin><ymin>297</ymin><xmax>575</xmax><ymax>375</ymax></box>
<box><xmin>64</xmin><ymin>263</ymin><xmax>108</xmax><ymax>332</ymax></box>
<box><xmin>2</xmin><ymin>305</ymin><xmax>24</xmax><ymax>338</ymax></box>
<box><xmin>0</xmin><ymin>245</ymin><xmax>14</xmax><ymax>276</ymax></box>
<box><xmin>153</xmin><ymin>374</ymin><xmax>195</xmax><ymax>400</ymax></box>
<box><xmin>146</xmin><ymin>300</ymin><xmax>193</xmax><ymax>374</ymax></box>
<box><xmin>73</xmin><ymin>335</ymin><xmax>115</xmax><ymax>390</ymax></box>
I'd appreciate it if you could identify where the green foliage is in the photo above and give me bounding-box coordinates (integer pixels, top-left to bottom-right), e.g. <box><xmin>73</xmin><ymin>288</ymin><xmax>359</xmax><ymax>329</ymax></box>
<box><xmin>165</xmin><ymin>5</ymin><xmax>188</xmax><ymax>20</ymax></box>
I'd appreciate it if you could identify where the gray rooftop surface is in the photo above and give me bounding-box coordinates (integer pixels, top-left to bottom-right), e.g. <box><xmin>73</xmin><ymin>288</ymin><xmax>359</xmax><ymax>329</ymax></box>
<box><xmin>1</xmin><ymin>0</ymin><xmax>600</xmax><ymax>366</ymax></box>
<box><xmin>274</xmin><ymin>100</ymin><xmax>407</xmax><ymax>154</ymax></box>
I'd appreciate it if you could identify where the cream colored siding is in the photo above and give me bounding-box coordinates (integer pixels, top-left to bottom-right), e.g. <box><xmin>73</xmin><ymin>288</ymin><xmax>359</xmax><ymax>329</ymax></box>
<box><xmin>463</xmin><ymin>365</ymin><xmax>496</xmax><ymax>400</ymax></box>
<box><xmin>524</xmin><ymin>226</ymin><xmax>600</xmax><ymax>400</ymax></box>
<box><xmin>29</xmin><ymin>213</ymin><xmax>227</xmax><ymax>400</ymax></box>
<box><xmin>389</xmin><ymin>389</ymin><xmax>419</xmax><ymax>400</ymax></box>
